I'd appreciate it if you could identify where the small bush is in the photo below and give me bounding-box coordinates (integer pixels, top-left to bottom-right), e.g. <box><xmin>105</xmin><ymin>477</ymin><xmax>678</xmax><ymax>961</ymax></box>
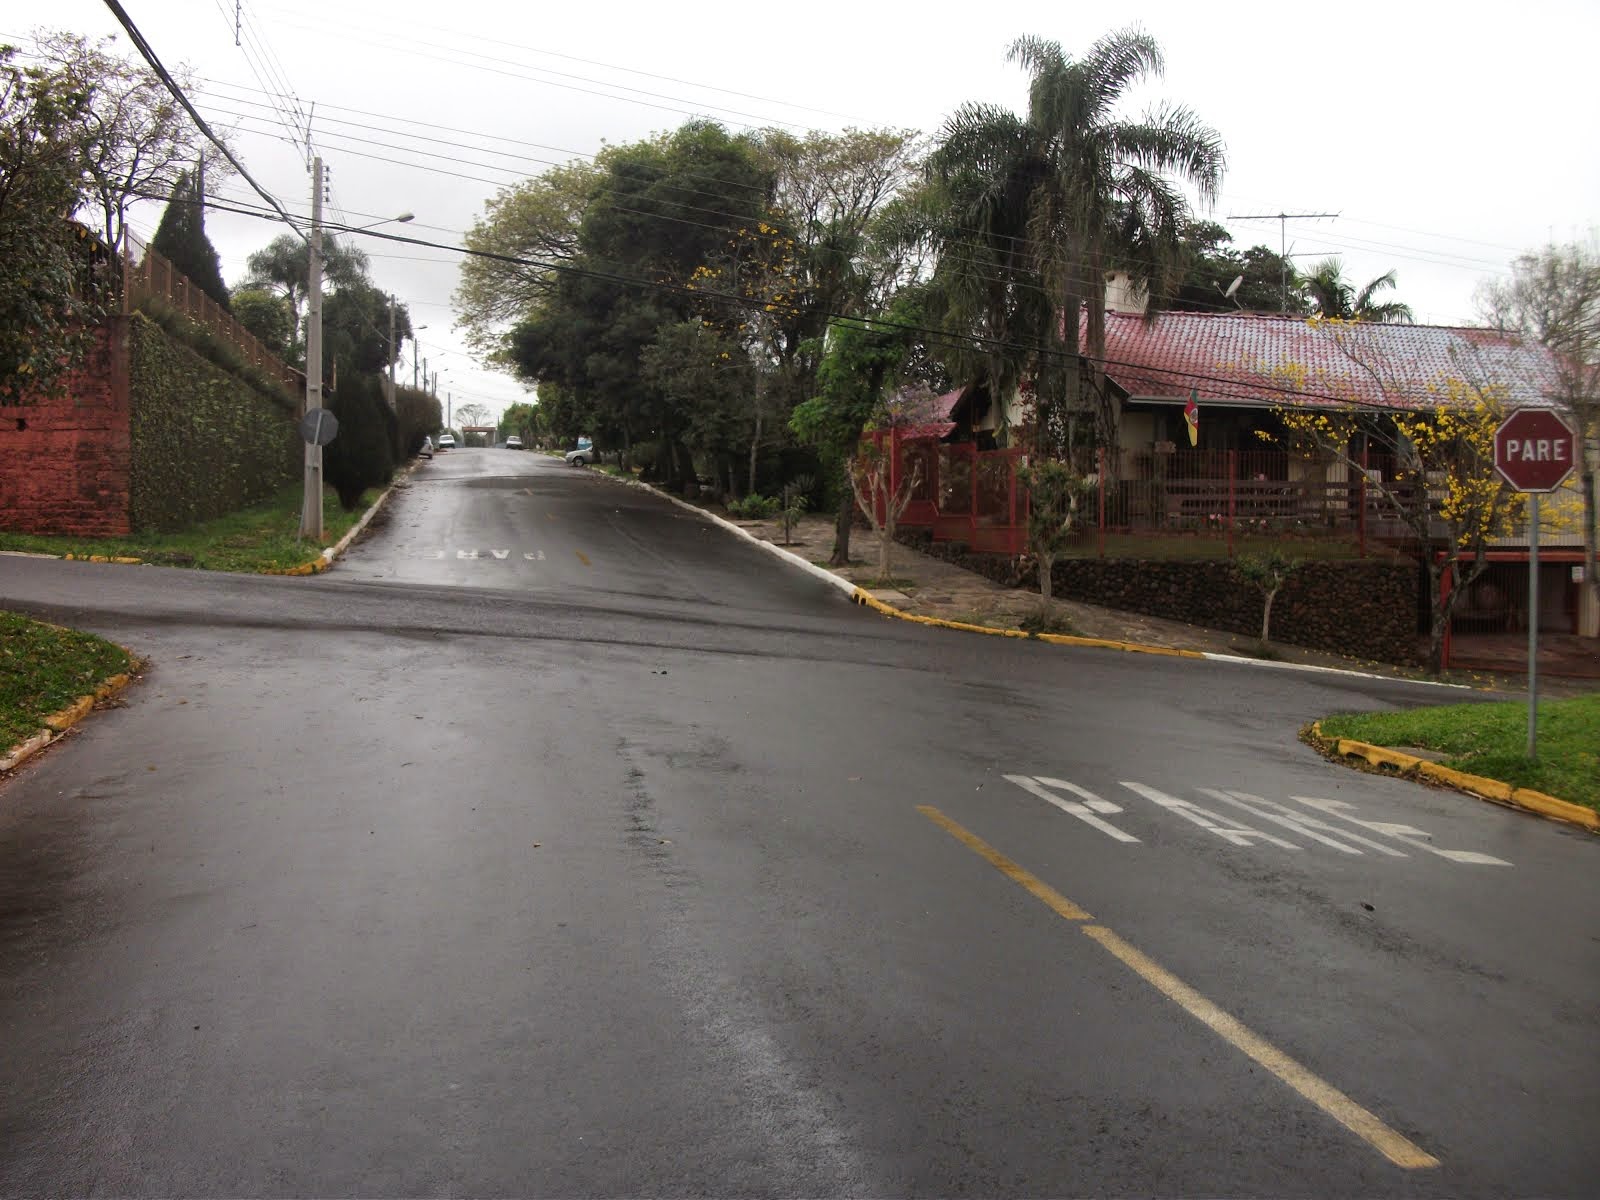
<box><xmin>726</xmin><ymin>494</ymin><xmax>782</xmax><ymax>519</ymax></box>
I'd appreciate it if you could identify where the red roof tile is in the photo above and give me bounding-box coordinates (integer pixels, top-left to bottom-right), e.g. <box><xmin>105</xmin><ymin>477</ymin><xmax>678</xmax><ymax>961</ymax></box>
<box><xmin>1092</xmin><ymin>311</ymin><xmax>1564</xmax><ymax>411</ymax></box>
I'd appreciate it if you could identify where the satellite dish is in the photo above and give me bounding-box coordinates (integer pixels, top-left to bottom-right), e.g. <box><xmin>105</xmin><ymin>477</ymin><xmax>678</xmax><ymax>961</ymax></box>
<box><xmin>1223</xmin><ymin>275</ymin><xmax>1244</xmax><ymax>304</ymax></box>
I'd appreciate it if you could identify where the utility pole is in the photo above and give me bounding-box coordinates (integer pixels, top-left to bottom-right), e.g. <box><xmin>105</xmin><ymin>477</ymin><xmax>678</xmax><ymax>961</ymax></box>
<box><xmin>1226</xmin><ymin>210</ymin><xmax>1339</xmax><ymax>312</ymax></box>
<box><xmin>299</xmin><ymin>155</ymin><xmax>325</xmax><ymax>540</ymax></box>
<box><xmin>386</xmin><ymin>293</ymin><xmax>396</xmax><ymax>409</ymax></box>
<box><xmin>447</xmin><ymin>392</ymin><xmax>452</xmax><ymax>431</ymax></box>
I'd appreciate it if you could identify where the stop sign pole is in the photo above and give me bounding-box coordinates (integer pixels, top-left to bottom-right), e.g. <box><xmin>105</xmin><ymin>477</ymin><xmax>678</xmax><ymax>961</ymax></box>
<box><xmin>1493</xmin><ymin>410</ymin><xmax>1578</xmax><ymax>759</ymax></box>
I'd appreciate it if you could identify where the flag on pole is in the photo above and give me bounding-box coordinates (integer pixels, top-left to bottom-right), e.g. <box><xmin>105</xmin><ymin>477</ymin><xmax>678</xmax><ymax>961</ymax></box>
<box><xmin>1183</xmin><ymin>389</ymin><xmax>1199</xmax><ymax>447</ymax></box>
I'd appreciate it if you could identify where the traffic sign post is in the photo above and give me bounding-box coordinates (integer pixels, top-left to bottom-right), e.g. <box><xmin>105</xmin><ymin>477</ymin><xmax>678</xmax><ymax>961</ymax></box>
<box><xmin>1493</xmin><ymin>410</ymin><xmax>1578</xmax><ymax>760</ymax></box>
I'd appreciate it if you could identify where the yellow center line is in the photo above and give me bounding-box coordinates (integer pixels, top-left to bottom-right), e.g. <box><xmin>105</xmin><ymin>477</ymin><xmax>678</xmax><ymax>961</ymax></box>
<box><xmin>575</xmin><ymin>550</ymin><xmax>590</xmax><ymax>566</ymax></box>
<box><xmin>915</xmin><ymin>805</ymin><xmax>1440</xmax><ymax>1171</ymax></box>
<box><xmin>915</xmin><ymin>805</ymin><xmax>1092</xmax><ymax>921</ymax></box>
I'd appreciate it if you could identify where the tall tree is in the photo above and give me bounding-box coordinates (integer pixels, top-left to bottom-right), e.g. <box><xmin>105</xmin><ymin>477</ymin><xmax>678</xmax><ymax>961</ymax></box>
<box><xmin>32</xmin><ymin>30</ymin><xmax>220</xmax><ymax>255</ymax></box>
<box><xmin>1477</xmin><ymin>242</ymin><xmax>1600</xmax><ymax>615</ymax></box>
<box><xmin>242</xmin><ymin>231</ymin><xmax>371</xmax><ymax>344</ymax></box>
<box><xmin>926</xmin><ymin>29</ymin><xmax>1225</xmax><ymax>457</ymax></box>
<box><xmin>149</xmin><ymin>165</ymin><xmax>229</xmax><ymax>309</ymax></box>
<box><xmin>454</xmin><ymin>158</ymin><xmax>599</xmax><ymax>363</ymax></box>
<box><xmin>1301</xmin><ymin>257</ymin><xmax>1414</xmax><ymax>323</ymax></box>
<box><xmin>321</xmin><ymin>279</ymin><xmax>410</xmax><ymax>380</ymax></box>
<box><xmin>0</xmin><ymin>44</ymin><xmax>102</xmax><ymax>401</ymax></box>
<box><xmin>230</xmin><ymin>288</ymin><xmax>293</xmax><ymax>358</ymax></box>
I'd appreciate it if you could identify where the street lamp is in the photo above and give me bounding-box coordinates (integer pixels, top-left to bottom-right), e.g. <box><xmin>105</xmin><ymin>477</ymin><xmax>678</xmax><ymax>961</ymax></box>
<box><xmin>412</xmin><ymin>325</ymin><xmax>428</xmax><ymax>391</ymax></box>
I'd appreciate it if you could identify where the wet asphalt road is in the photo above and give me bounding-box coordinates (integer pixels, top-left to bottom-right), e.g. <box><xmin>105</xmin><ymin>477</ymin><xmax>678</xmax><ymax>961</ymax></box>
<box><xmin>1</xmin><ymin>449</ymin><xmax>1596</xmax><ymax>1198</ymax></box>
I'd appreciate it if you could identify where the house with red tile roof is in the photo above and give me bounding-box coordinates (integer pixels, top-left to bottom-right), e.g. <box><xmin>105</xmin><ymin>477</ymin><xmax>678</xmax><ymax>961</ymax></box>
<box><xmin>940</xmin><ymin>310</ymin><xmax>1596</xmax><ymax>641</ymax></box>
<box><xmin>954</xmin><ymin>310</ymin><xmax>1565</xmax><ymax>452</ymax></box>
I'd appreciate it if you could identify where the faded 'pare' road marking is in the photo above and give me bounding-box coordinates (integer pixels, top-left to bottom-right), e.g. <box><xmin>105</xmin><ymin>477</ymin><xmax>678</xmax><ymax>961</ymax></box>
<box><xmin>409</xmin><ymin>549</ymin><xmax>546</xmax><ymax>560</ymax></box>
<box><xmin>916</xmin><ymin>805</ymin><xmax>1440</xmax><ymax>1171</ymax></box>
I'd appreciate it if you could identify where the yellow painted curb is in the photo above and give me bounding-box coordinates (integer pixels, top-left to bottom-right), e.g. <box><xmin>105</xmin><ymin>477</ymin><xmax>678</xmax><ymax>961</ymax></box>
<box><xmin>1307</xmin><ymin>722</ymin><xmax>1598</xmax><ymax>833</ymax></box>
<box><xmin>262</xmin><ymin>558</ymin><xmax>327</xmax><ymax>576</ymax></box>
<box><xmin>851</xmin><ymin>587</ymin><xmax>1207</xmax><ymax>659</ymax></box>
<box><xmin>0</xmin><ymin>658</ymin><xmax>140</xmax><ymax>772</ymax></box>
<box><xmin>41</xmin><ymin>695</ymin><xmax>94</xmax><ymax>732</ymax></box>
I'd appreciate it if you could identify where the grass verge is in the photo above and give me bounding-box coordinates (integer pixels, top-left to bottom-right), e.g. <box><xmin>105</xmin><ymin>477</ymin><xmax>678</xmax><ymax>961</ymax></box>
<box><xmin>0</xmin><ymin>484</ymin><xmax>376</xmax><ymax>574</ymax></box>
<box><xmin>1</xmin><ymin>612</ymin><xmax>132</xmax><ymax>749</ymax></box>
<box><xmin>1319</xmin><ymin>694</ymin><xmax>1599</xmax><ymax>810</ymax></box>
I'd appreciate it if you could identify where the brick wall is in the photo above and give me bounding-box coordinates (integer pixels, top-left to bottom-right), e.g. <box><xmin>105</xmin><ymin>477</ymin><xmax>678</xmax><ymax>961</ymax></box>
<box><xmin>0</xmin><ymin>318</ymin><xmax>133</xmax><ymax>537</ymax></box>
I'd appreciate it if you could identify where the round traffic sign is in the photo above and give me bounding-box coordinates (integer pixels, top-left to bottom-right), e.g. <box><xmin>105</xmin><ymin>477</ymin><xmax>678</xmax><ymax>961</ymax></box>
<box><xmin>299</xmin><ymin>408</ymin><xmax>340</xmax><ymax>447</ymax></box>
<box><xmin>1493</xmin><ymin>409</ymin><xmax>1575</xmax><ymax>493</ymax></box>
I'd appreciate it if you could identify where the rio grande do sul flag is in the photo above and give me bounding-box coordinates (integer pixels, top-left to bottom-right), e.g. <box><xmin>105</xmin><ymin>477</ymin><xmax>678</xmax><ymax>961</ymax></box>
<box><xmin>1183</xmin><ymin>389</ymin><xmax>1199</xmax><ymax>447</ymax></box>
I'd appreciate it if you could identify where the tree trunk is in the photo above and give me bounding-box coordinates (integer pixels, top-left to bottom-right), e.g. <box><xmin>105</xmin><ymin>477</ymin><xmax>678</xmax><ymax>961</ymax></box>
<box><xmin>1425</xmin><ymin>560</ymin><xmax>1446</xmax><ymax>676</ymax></box>
<box><xmin>878</xmin><ymin>526</ymin><xmax>891</xmax><ymax>579</ymax></box>
<box><xmin>829</xmin><ymin>477</ymin><xmax>853</xmax><ymax>567</ymax></box>
<box><xmin>748</xmin><ymin>408</ymin><xmax>762</xmax><ymax>498</ymax></box>
<box><xmin>1261</xmin><ymin>586</ymin><xmax>1277</xmax><ymax>644</ymax></box>
<box><xmin>1039</xmin><ymin>551</ymin><xmax>1054</xmax><ymax>603</ymax></box>
<box><xmin>622</xmin><ymin>424</ymin><xmax>633</xmax><ymax>472</ymax></box>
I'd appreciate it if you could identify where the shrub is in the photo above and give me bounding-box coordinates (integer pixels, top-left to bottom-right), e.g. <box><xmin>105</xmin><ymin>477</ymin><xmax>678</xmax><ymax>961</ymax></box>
<box><xmin>324</xmin><ymin>374</ymin><xmax>396</xmax><ymax>510</ymax></box>
<box><xmin>726</xmin><ymin>493</ymin><xmax>782</xmax><ymax>519</ymax></box>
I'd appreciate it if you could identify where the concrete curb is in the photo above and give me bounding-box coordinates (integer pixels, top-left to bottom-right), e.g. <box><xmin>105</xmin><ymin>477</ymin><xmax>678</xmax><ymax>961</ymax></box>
<box><xmin>263</xmin><ymin>458</ymin><xmax>424</xmax><ymax>577</ymax></box>
<box><xmin>598</xmin><ymin>470</ymin><xmax>1472</xmax><ymax>681</ymax></box>
<box><xmin>1306</xmin><ymin>721</ymin><xmax>1598</xmax><ymax>832</ymax></box>
<box><xmin>319</xmin><ymin>458</ymin><xmax>424</xmax><ymax>570</ymax></box>
<box><xmin>0</xmin><ymin>664</ymin><xmax>139</xmax><ymax>773</ymax></box>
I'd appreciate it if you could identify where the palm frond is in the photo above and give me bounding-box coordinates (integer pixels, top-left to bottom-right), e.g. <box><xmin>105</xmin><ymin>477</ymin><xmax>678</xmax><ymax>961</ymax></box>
<box><xmin>1082</xmin><ymin>27</ymin><xmax>1164</xmax><ymax>120</ymax></box>
<box><xmin>1106</xmin><ymin>104</ymin><xmax>1225</xmax><ymax>206</ymax></box>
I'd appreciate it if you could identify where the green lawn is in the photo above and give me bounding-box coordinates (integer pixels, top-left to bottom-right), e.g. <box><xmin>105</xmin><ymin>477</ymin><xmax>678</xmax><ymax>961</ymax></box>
<box><xmin>0</xmin><ymin>612</ymin><xmax>132</xmax><ymax>749</ymax></box>
<box><xmin>1320</xmin><ymin>694</ymin><xmax>1600</xmax><ymax>810</ymax></box>
<box><xmin>0</xmin><ymin>484</ymin><xmax>376</xmax><ymax>574</ymax></box>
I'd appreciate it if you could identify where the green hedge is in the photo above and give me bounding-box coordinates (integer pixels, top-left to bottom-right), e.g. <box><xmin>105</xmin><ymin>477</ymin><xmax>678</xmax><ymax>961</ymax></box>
<box><xmin>128</xmin><ymin>313</ymin><xmax>300</xmax><ymax>532</ymax></box>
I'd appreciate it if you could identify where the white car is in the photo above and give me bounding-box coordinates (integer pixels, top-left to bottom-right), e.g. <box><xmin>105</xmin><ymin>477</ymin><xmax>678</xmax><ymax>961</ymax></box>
<box><xmin>565</xmin><ymin>446</ymin><xmax>594</xmax><ymax>466</ymax></box>
<box><xmin>418</xmin><ymin>436</ymin><xmax>434</xmax><ymax>459</ymax></box>
<box><xmin>437</xmin><ymin>433</ymin><xmax>456</xmax><ymax>450</ymax></box>
<box><xmin>505</xmin><ymin>435</ymin><xmax>524</xmax><ymax>450</ymax></box>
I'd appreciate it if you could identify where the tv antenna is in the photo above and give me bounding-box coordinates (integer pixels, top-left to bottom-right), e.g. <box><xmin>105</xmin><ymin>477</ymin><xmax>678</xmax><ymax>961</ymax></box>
<box><xmin>1227</xmin><ymin>210</ymin><xmax>1340</xmax><ymax>312</ymax></box>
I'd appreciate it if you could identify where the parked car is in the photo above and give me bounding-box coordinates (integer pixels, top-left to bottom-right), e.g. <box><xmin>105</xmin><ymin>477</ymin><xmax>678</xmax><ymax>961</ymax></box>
<box><xmin>437</xmin><ymin>433</ymin><xmax>456</xmax><ymax>450</ymax></box>
<box><xmin>505</xmin><ymin>435</ymin><xmax>524</xmax><ymax>450</ymax></box>
<box><xmin>418</xmin><ymin>436</ymin><xmax>434</xmax><ymax>459</ymax></box>
<box><xmin>565</xmin><ymin>445</ymin><xmax>594</xmax><ymax>466</ymax></box>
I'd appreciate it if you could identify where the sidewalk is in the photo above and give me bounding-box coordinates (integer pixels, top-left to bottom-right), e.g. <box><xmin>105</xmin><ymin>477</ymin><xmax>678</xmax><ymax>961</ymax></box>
<box><xmin>685</xmin><ymin>502</ymin><xmax>1596</xmax><ymax>695</ymax></box>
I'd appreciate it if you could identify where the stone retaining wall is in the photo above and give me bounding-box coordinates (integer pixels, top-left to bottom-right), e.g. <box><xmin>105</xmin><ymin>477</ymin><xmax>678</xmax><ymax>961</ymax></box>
<box><xmin>897</xmin><ymin>529</ymin><xmax>1421</xmax><ymax>664</ymax></box>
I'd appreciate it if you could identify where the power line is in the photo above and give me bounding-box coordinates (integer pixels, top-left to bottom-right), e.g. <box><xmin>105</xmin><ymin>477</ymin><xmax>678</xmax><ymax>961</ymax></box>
<box><xmin>98</xmin><ymin>0</ymin><xmax>305</xmax><ymax>241</ymax></box>
<box><xmin>184</xmin><ymin>191</ymin><xmax>1397</xmax><ymax>409</ymax></box>
<box><xmin>254</xmin><ymin>0</ymin><xmax>866</xmax><ymax>124</ymax></box>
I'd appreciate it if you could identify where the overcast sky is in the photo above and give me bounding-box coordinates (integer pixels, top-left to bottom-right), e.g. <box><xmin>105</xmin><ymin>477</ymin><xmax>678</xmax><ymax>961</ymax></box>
<box><xmin>10</xmin><ymin>1</ymin><xmax>1599</xmax><ymax>425</ymax></box>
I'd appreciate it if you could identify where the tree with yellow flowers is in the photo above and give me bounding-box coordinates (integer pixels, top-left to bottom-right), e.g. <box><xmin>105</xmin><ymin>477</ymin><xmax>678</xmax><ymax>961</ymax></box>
<box><xmin>1260</xmin><ymin>319</ymin><xmax>1523</xmax><ymax>674</ymax></box>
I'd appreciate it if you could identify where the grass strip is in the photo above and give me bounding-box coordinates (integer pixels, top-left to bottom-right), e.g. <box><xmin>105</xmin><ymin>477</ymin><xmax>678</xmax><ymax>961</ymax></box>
<box><xmin>1320</xmin><ymin>694</ymin><xmax>1599</xmax><ymax>810</ymax></box>
<box><xmin>0</xmin><ymin>484</ymin><xmax>375</xmax><ymax>574</ymax></box>
<box><xmin>0</xmin><ymin>612</ymin><xmax>132</xmax><ymax>750</ymax></box>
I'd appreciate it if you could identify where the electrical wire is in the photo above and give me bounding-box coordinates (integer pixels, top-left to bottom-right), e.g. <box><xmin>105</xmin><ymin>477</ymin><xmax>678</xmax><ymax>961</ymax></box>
<box><xmin>97</xmin><ymin>0</ymin><xmax>306</xmax><ymax>241</ymax></box>
<box><xmin>181</xmin><ymin>190</ymin><xmax>1416</xmax><ymax>409</ymax></box>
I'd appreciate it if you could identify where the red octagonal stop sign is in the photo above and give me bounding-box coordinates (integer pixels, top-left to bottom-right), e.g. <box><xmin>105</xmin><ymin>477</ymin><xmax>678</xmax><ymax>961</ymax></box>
<box><xmin>1494</xmin><ymin>409</ymin><xmax>1577</xmax><ymax>493</ymax></box>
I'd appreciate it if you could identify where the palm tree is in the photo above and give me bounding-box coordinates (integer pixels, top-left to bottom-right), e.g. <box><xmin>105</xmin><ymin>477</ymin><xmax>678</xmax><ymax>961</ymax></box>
<box><xmin>926</xmin><ymin>29</ymin><xmax>1226</xmax><ymax>457</ymax></box>
<box><xmin>1301</xmin><ymin>257</ymin><xmax>1414</xmax><ymax>323</ymax></box>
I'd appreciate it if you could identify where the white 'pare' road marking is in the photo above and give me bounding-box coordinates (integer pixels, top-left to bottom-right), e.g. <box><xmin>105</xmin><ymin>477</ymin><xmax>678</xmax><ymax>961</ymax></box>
<box><xmin>1289</xmin><ymin>797</ymin><xmax>1511</xmax><ymax>865</ymax></box>
<box><xmin>1197</xmin><ymin>789</ymin><xmax>1407</xmax><ymax>857</ymax></box>
<box><xmin>1120</xmin><ymin>782</ymin><xmax>1301</xmax><ymax>849</ymax></box>
<box><xmin>1002</xmin><ymin>775</ymin><xmax>1139</xmax><ymax>842</ymax></box>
